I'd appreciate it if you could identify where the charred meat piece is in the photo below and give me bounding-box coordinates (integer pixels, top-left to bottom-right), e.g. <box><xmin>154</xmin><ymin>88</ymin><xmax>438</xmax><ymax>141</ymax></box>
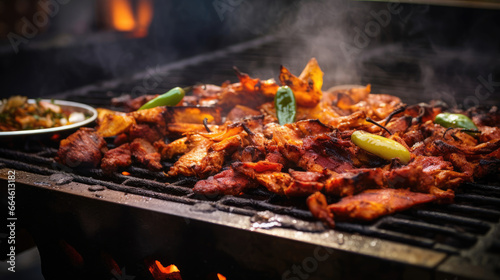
<box><xmin>326</xmin><ymin>189</ymin><xmax>437</xmax><ymax>222</ymax></box>
<box><xmin>232</xmin><ymin>161</ymin><xmax>292</xmax><ymax>195</ymax></box>
<box><xmin>306</xmin><ymin>192</ymin><xmax>335</xmax><ymax>228</ymax></box>
<box><xmin>129</xmin><ymin>123</ymin><xmax>163</xmax><ymax>143</ymax></box>
<box><xmin>56</xmin><ymin>128</ymin><xmax>108</xmax><ymax>169</ymax></box>
<box><xmin>155</xmin><ymin>137</ymin><xmax>189</xmax><ymax>160</ymax></box>
<box><xmin>130</xmin><ymin>138</ymin><xmax>162</xmax><ymax>171</ymax></box>
<box><xmin>193</xmin><ymin>169</ymin><xmax>258</xmax><ymax>196</ymax></box>
<box><xmin>167</xmin><ymin>135</ymin><xmax>223</xmax><ymax>178</ymax></box>
<box><xmin>101</xmin><ymin>143</ymin><xmax>132</xmax><ymax>174</ymax></box>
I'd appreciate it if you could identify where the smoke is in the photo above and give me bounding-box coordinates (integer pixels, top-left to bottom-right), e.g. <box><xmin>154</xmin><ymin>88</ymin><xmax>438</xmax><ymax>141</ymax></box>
<box><xmin>221</xmin><ymin>0</ymin><xmax>500</xmax><ymax>107</ymax></box>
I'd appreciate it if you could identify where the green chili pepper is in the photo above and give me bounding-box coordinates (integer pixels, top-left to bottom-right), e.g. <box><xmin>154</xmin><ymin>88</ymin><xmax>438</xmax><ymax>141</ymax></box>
<box><xmin>138</xmin><ymin>87</ymin><xmax>185</xmax><ymax>110</ymax></box>
<box><xmin>351</xmin><ymin>130</ymin><xmax>411</xmax><ymax>164</ymax></box>
<box><xmin>434</xmin><ymin>113</ymin><xmax>478</xmax><ymax>131</ymax></box>
<box><xmin>275</xmin><ymin>86</ymin><xmax>296</xmax><ymax>125</ymax></box>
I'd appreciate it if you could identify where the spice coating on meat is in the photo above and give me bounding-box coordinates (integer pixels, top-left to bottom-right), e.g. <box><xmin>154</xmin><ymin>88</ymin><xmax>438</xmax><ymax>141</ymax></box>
<box><xmin>130</xmin><ymin>138</ymin><xmax>162</xmax><ymax>171</ymax></box>
<box><xmin>56</xmin><ymin>127</ymin><xmax>107</xmax><ymax>168</ymax></box>
<box><xmin>101</xmin><ymin>143</ymin><xmax>132</xmax><ymax>174</ymax></box>
<box><xmin>193</xmin><ymin>169</ymin><xmax>258</xmax><ymax>196</ymax></box>
<box><xmin>327</xmin><ymin>189</ymin><xmax>436</xmax><ymax>221</ymax></box>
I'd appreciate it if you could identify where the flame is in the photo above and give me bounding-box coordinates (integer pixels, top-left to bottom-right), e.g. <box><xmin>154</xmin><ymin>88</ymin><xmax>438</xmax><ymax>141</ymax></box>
<box><xmin>149</xmin><ymin>260</ymin><xmax>181</xmax><ymax>280</ymax></box>
<box><xmin>217</xmin><ymin>273</ymin><xmax>227</xmax><ymax>280</ymax></box>
<box><xmin>135</xmin><ymin>0</ymin><xmax>153</xmax><ymax>37</ymax></box>
<box><xmin>109</xmin><ymin>0</ymin><xmax>136</xmax><ymax>31</ymax></box>
<box><xmin>108</xmin><ymin>0</ymin><xmax>153</xmax><ymax>37</ymax></box>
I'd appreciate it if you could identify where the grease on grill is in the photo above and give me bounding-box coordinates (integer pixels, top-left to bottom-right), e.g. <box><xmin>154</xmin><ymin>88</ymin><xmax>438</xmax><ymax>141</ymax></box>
<box><xmin>49</xmin><ymin>173</ymin><xmax>74</xmax><ymax>185</ymax></box>
<box><xmin>88</xmin><ymin>185</ymin><xmax>105</xmax><ymax>192</ymax></box>
<box><xmin>190</xmin><ymin>203</ymin><xmax>216</xmax><ymax>213</ymax></box>
<box><xmin>250</xmin><ymin>210</ymin><xmax>325</xmax><ymax>232</ymax></box>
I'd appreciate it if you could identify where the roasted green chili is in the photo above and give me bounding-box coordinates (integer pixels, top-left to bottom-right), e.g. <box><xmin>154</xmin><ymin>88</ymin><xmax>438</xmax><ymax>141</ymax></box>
<box><xmin>275</xmin><ymin>86</ymin><xmax>297</xmax><ymax>125</ymax></box>
<box><xmin>434</xmin><ymin>113</ymin><xmax>478</xmax><ymax>130</ymax></box>
<box><xmin>138</xmin><ymin>87</ymin><xmax>185</xmax><ymax>110</ymax></box>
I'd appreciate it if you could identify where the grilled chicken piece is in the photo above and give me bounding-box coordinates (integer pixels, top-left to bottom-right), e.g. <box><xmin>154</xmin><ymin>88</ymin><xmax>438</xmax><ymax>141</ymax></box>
<box><xmin>155</xmin><ymin>137</ymin><xmax>189</xmax><ymax>160</ymax></box>
<box><xmin>193</xmin><ymin>169</ymin><xmax>258</xmax><ymax>196</ymax></box>
<box><xmin>306</xmin><ymin>192</ymin><xmax>335</xmax><ymax>228</ymax></box>
<box><xmin>167</xmin><ymin>135</ymin><xmax>223</xmax><ymax>178</ymax></box>
<box><xmin>101</xmin><ymin>143</ymin><xmax>132</xmax><ymax>174</ymax></box>
<box><xmin>130</xmin><ymin>138</ymin><xmax>162</xmax><ymax>171</ymax></box>
<box><xmin>308</xmin><ymin>189</ymin><xmax>437</xmax><ymax>227</ymax></box>
<box><xmin>164</xmin><ymin>106</ymin><xmax>222</xmax><ymax>124</ymax></box>
<box><xmin>96</xmin><ymin>112</ymin><xmax>136</xmax><ymax>138</ymax></box>
<box><xmin>167</xmin><ymin>123</ymin><xmax>220</xmax><ymax>137</ymax></box>
<box><xmin>285</xmin><ymin>170</ymin><xmax>325</xmax><ymax>196</ymax></box>
<box><xmin>232</xmin><ymin>161</ymin><xmax>292</xmax><ymax>195</ymax></box>
<box><xmin>56</xmin><ymin>128</ymin><xmax>108</xmax><ymax>168</ymax></box>
<box><xmin>327</xmin><ymin>189</ymin><xmax>436</xmax><ymax>221</ymax></box>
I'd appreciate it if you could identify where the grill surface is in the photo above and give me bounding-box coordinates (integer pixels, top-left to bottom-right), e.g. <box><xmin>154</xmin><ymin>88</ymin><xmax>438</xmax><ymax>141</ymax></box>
<box><xmin>1</xmin><ymin>35</ymin><xmax>500</xmax><ymax>279</ymax></box>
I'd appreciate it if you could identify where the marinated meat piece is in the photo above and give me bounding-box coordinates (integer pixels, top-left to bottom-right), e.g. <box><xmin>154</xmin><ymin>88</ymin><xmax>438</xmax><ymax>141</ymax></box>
<box><xmin>167</xmin><ymin>135</ymin><xmax>223</xmax><ymax>178</ymax></box>
<box><xmin>326</xmin><ymin>189</ymin><xmax>437</xmax><ymax>221</ymax></box>
<box><xmin>285</xmin><ymin>170</ymin><xmax>326</xmax><ymax>196</ymax></box>
<box><xmin>192</xmin><ymin>84</ymin><xmax>222</xmax><ymax>98</ymax></box>
<box><xmin>232</xmin><ymin>161</ymin><xmax>292</xmax><ymax>195</ymax></box>
<box><xmin>306</xmin><ymin>192</ymin><xmax>335</xmax><ymax>228</ymax></box>
<box><xmin>96</xmin><ymin>113</ymin><xmax>136</xmax><ymax>138</ymax></box>
<box><xmin>113</xmin><ymin>133</ymin><xmax>129</xmax><ymax>146</ymax></box>
<box><xmin>101</xmin><ymin>143</ymin><xmax>132</xmax><ymax>174</ymax></box>
<box><xmin>227</xmin><ymin>105</ymin><xmax>262</xmax><ymax>121</ymax></box>
<box><xmin>129</xmin><ymin>107</ymin><xmax>167</xmax><ymax>131</ymax></box>
<box><xmin>480</xmin><ymin>126</ymin><xmax>500</xmax><ymax>143</ymax></box>
<box><xmin>324</xmin><ymin>169</ymin><xmax>386</xmax><ymax>196</ymax></box>
<box><xmin>467</xmin><ymin>105</ymin><xmax>500</xmax><ymax>127</ymax></box>
<box><xmin>165</xmin><ymin>106</ymin><xmax>222</xmax><ymax>124</ymax></box>
<box><xmin>155</xmin><ymin>137</ymin><xmax>189</xmax><ymax>160</ymax></box>
<box><xmin>56</xmin><ymin>128</ymin><xmax>108</xmax><ymax>168</ymax></box>
<box><xmin>130</xmin><ymin>138</ymin><xmax>162</xmax><ymax>171</ymax></box>
<box><xmin>193</xmin><ymin>169</ymin><xmax>258</xmax><ymax>196</ymax></box>
<box><xmin>129</xmin><ymin>123</ymin><xmax>163</xmax><ymax>143</ymax></box>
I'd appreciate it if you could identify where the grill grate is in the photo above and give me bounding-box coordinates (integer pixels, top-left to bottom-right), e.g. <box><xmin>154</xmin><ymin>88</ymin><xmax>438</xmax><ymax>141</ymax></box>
<box><xmin>1</xmin><ymin>145</ymin><xmax>499</xmax><ymax>259</ymax></box>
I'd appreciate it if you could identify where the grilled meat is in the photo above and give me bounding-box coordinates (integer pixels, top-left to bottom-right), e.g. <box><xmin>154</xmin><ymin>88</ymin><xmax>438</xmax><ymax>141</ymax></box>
<box><xmin>313</xmin><ymin>189</ymin><xmax>436</xmax><ymax>222</ymax></box>
<box><xmin>130</xmin><ymin>138</ymin><xmax>162</xmax><ymax>171</ymax></box>
<box><xmin>56</xmin><ymin>127</ymin><xmax>107</xmax><ymax>168</ymax></box>
<box><xmin>56</xmin><ymin>58</ymin><xmax>500</xmax><ymax>229</ymax></box>
<box><xmin>193</xmin><ymin>168</ymin><xmax>258</xmax><ymax>196</ymax></box>
<box><xmin>101</xmin><ymin>143</ymin><xmax>132</xmax><ymax>174</ymax></box>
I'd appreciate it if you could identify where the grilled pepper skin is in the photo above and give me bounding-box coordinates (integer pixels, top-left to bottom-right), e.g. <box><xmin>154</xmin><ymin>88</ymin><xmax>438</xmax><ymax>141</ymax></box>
<box><xmin>434</xmin><ymin>113</ymin><xmax>478</xmax><ymax>130</ymax></box>
<box><xmin>138</xmin><ymin>87</ymin><xmax>185</xmax><ymax>110</ymax></box>
<box><xmin>351</xmin><ymin>131</ymin><xmax>411</xmax><ymax>164</ymax></box>
<box><xmin>275</xmin><ymin>86</ymin><xmax>297</xmax><ymax>125</ymax></box>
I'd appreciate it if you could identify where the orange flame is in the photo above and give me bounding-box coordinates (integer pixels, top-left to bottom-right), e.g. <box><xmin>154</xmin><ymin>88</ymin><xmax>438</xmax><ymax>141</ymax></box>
<box><xmin>135</xmin><ymin>0</ymin><xmax>153</xmax><ymax>37</ymax></box>
<box><xmin>148</xmin><ymin>260</ymin><xmax>182</xmax><ymax>280</ymax></box>
<box><xmin>217</xmin><ymin>273</ymin><xmax>227</xmax><ymax>280</ymax></box>
<box><xmin>109</xmin><ymin>0</ymin><xmax>136</xmax><ymax>31</ymax></box>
